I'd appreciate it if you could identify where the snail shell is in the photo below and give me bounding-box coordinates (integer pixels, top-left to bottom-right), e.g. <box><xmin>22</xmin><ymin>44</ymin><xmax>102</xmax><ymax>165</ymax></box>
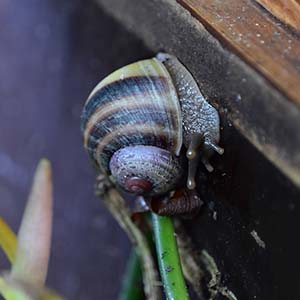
<box><xmin>150</xmin><ymin>189</ymin><xmax>203</xmax><ymax>217</ymax></box>
<box><xmin>81</xmin><ymin>53</ymin><xmax>223</xmax><ymax>199</ymax></box>
<box><xmin>81</xmin><ymin>57</ymin><xmax>184</xmax><ymax>196</ymax></box>
<box><xmin>110</xmin><ymin>145</ymin><xmax>183</xmax><ymax>196</ymax></box>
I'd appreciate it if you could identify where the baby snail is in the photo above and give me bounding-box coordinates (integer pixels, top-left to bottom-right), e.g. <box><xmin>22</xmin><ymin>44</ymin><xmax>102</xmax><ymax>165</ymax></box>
<box><xmin>81</xmin><ymin>53</ymin><xmax>223</xmax><ymax>216</ymax></box>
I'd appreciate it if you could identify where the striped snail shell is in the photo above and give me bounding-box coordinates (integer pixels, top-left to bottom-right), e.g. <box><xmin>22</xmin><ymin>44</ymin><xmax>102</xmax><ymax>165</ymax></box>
<box><xmin>81</xmin><ymin>57</ymin><xmax>184</xmax><ymax>196</ymax></box>
<box><xmin>81</xmin><ymin>53</ymin><xmax>223</xmax><ymax>199</ymax></box>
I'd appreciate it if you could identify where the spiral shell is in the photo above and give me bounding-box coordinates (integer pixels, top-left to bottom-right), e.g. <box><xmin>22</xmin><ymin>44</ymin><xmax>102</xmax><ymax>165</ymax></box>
<box><xmin>81</xmin><ymin>58</ymin><xmax>183</xmax><ymax>174</ymax></box>
<box><xmin>109</xmin><ymin>145</ymin><xmax>183</xmax><ymax>196</ymax></box>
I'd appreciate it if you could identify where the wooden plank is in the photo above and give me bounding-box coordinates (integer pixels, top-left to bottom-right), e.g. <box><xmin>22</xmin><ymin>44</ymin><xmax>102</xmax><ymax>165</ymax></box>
<box><xmin>178</xmin><ymin>0</ymin><xmax>300</xmax><ymax>105</ymax></box>
<box><xmin>256</xmin><ymin>0</ymin><xmax>300</xmax><ymax>30</ymax></box>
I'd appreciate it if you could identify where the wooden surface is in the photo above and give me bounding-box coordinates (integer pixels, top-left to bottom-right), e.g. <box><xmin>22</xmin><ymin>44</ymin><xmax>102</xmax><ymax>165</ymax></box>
<box><xmin>179</xmin><ymin>0</ymin><xmax>300</xmax><ymax>105</ymax></box>
<box><xmin>256</xmin><ymin>0</ymin><xmax>300</xmax><ymax>30</ymax></box>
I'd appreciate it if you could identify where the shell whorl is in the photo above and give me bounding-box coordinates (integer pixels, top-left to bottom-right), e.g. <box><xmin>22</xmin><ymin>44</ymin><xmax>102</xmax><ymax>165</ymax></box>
<box><xmin>109</xmin><ymin>145</ymin><xmax>183</xmax><ymax>196</ymax></box>
<box><xmin>81</xmin><ymin>58</ymin><xmax>183</xmax><ymax>174</ymax></box>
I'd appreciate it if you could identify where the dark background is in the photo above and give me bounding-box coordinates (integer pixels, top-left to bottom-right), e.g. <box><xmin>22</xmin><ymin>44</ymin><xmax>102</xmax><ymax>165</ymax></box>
<box><xmin>1</xmin><ymin>1</ymin><xmax>300</xmax><ymax>300</ymax></box>
<box><xmin>0</xmin><ymin>1</ymin><xmax>151</xmax><ymax>299</ymax></box>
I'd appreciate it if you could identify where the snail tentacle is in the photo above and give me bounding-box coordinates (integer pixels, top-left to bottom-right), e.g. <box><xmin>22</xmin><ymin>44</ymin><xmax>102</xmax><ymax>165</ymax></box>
<box><xmin>186</xmin><ymin>133</ymin><xmax>203</xmax><ymax>190</ymax></box>
<box><xmin>201</xmin><ymin>158</ymin><xmax>214</xmax><ymax>173</ymax></box>
<box><xmin>204</xmin><ymin>139</ymin><xmax>224</xmax><ymax>155</ymax></box>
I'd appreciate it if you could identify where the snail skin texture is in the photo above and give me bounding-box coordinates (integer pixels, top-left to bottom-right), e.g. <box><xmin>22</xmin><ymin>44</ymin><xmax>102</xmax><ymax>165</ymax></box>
<box><xmin>81</xmin><ymin>53</ymin><xmax>223</xmax><ymax>213</ymax></box>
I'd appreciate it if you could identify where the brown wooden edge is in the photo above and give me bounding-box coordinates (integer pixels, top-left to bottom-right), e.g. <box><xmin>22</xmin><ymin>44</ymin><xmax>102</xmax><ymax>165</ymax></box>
<box><xmin>255</xmin><ymin>0</ymin><xmax>300</xmax><ymax>30</ymax></box>
<box><xmin>179</xmin><ymin>0</ymin><xmax>300</xmax><ymax>105</ymax></box>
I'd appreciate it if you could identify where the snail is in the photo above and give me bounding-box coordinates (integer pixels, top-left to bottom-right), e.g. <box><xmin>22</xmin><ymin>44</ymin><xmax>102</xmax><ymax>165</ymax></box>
<box><xmin>81</xmin><ymin>53</ymin><xmax>223</xmax><ymax>215</ymax></box>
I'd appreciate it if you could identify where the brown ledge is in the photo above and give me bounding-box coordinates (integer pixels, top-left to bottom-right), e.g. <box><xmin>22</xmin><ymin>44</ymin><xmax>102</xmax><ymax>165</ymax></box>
<box><xmin>256</xmin><ymin>0</ymin><xmax>300</xmax><ymax>30</ymax></box>
<box><xmin>179</xmin><ymin>0</ymin><xmax>300</xmax><ymax>105</ymax></box>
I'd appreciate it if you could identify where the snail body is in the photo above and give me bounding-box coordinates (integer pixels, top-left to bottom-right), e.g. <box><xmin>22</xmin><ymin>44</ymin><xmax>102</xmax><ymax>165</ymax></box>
<box><xmin>157</xmin><ymin>53</ymin><xmax>223</xmax><ymax>189</ymax></box>
<box><xmin>81</xmin><ymin>53</ymin><xmax>223</xmax><ymax>214</ymax></box>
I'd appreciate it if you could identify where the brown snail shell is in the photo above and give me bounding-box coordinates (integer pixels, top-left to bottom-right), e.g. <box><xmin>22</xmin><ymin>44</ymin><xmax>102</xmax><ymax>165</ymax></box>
<box><xmin>150</xmin><ymin>189</ymin><xmax>203</xmax><ymax>216</ymax></box>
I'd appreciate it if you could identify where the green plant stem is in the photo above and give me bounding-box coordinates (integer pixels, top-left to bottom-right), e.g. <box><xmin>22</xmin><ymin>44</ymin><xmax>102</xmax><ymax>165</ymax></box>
<box><xmin>151</xmin><ymin>213</ymin><xmax>190</xmax><ymax>300</ymax></box>
<box><xmin>174</xmin><ymin>218</ymin><xmax>205</xmax><ymax>299</ymax></box>
<box><xmin>119</xmin><ymin>249</ymin><xmax>144</xmax><ymax>300</ymax></box>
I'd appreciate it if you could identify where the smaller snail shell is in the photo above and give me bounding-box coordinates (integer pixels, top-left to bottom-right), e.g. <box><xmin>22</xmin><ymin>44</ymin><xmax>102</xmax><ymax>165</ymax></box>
<box><xmin>150</xmin><ymin>189</ymin><xmax>203</xmax><ymax>216</ymax></box>
<box><xmin>109</xmin><ymin>145</ymin><xmax>183</xmax><ymax>196</ymax></box>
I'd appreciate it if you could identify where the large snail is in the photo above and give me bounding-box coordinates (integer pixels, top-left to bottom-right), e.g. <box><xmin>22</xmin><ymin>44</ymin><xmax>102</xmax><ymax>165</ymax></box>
<box><xmin>81</xmin><ymin>53</ymin><xmax>223</xmax><ymax>215</ymax></box>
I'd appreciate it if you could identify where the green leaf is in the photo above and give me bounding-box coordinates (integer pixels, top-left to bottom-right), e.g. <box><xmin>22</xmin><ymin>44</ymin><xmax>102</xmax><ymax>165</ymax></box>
<box><xmin>11</xmin><ymin>159</ymin><xmax>53</xmax><ymax>287</ymax></box>
<box><xmin>0</xmin><ymin>218</ymin><xmax>17</xmax><ymax>265</ymax></box>
<box><xmin>0</xmin><ymin>275</ymin><xmax>64</xmax><ymax>300</ymax></box>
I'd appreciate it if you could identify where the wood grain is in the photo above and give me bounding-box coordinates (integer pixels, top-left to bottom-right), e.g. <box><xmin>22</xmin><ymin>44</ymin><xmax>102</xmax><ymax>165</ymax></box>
<box><xmin>178</xmin><ymin>0</ymin><xmax>300</xmax><ymax>105</ymax></box>
<box><xmin>256</xmin><ymin>0</ymin><xmax>300</xmax><ymax>30</ymax></box>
